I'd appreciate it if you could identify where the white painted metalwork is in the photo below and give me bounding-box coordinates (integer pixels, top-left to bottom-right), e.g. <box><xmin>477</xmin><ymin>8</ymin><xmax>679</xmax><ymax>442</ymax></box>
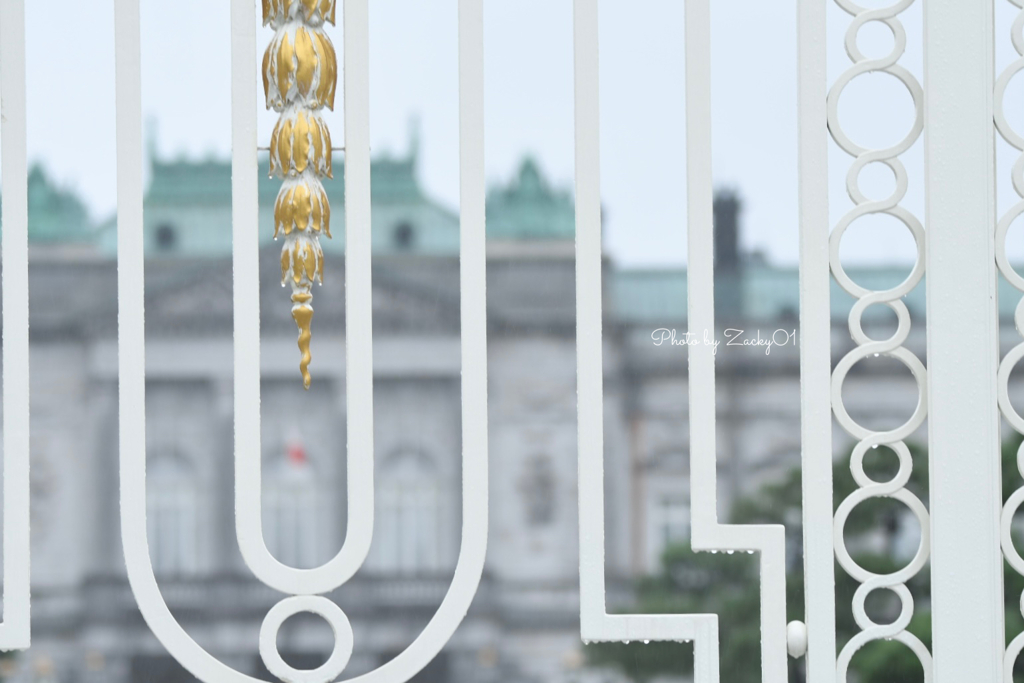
<box><xmin>825</xmin><ymin>0</ymin><xmax>932</xmax><ymax>676</ymax></box>
<box><xmin>797</xmin><ymin>0</ymin><xmax>834</xmax><ymax>676</ymax></box>
<box><xmin>925</xmin><ymin>0</ymin><xmax>1002</xmax><ymax>674</ymax></box>
<box><xmin>114</xmin><ymin>0</ymin><xmax>488</xmax><ymax>680</ymax></box>
<box><xmin>0</xmin><ymin>0</ymin><xmax>1012</xmax><ymax>678</ymax></box>
<box><xmin>0</xmin><ymin>0</ymin><xmax>30</xmax><ymax>653</ymax></box>
<box><xmin>259</xmin><ymin>596</ymin><xmax>355</xmax><ymax>683</ymax></box>
<box><xmin>574</xmin><ymin>1</ymin><xmax>787</xmax><ymax>680</ymax></box>
<box><xmin>234</xmin><ymin>0</ymin><xmax>373</xmax><ymax>599</ymax></box>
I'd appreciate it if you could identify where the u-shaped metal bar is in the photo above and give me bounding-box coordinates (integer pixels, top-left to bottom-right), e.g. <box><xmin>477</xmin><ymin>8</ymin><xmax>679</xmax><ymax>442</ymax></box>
<box><xmin>116</xmin><ymin>0</ymin><xmax>489</xmax><ymax>680</ymax></box>
<box><xmin>231</xmin><ymin>0</ymin><xmax>374</xmax><ymax>597</ymax></box>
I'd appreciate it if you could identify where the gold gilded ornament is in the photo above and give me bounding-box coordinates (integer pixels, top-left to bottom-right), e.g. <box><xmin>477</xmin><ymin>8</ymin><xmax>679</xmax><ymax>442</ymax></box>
<box><xmin>263</xmin><ymin>25</ymin><xmax>337</xmax><ymax>111</ymax></box>
<box><xmin>264</xmin><ymin>0</ymin><xmax>337</xmax><ymax>26</ymax></box>
<box><xmin>269</xmin><ymin>111</ymin><xmax>332</xmax><ymax>178</ymax></box>
<box><xmin>265</xmin><ymin>0</ymin><xmax>337</xmax><ymax>388</ymax></box>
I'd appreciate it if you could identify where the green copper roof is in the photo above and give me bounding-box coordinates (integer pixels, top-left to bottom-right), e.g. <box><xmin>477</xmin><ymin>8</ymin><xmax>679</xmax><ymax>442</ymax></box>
<box><xmin>96</xmin><ymin>146</ymin><xmax>458</xmax><ymax>258</ymax></box>
<box><xmin>145</xmin><ymin>154</ymin><xmax>424</xmax><ymax>208</ymax></box>
<box><xmin>486</xmin><ymin>158</ymin><xmax>575</xmax><ymax>240</ymax></box>
<box><xmin>95</xmin><ymin>151</ymin><xmax>578</xmax><ymax>256</ymax></box>
<box><xmin>35</xmin><ymin>148</ymin><xmax>1024</xmax><ymax>328</ymax></box>
<box><xmin>612</xmin><ymin>270</ymin><xmax>688</xmax><ymax>324</ymax></box>
<box><xmin>0</xmin><ymin>165</ymin><xmax>93</xmax><ymax>243</ymax></box>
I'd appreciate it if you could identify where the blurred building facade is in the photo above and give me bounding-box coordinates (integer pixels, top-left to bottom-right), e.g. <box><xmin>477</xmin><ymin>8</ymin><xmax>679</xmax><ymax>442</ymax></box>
<box><xmin>0</xmin><ymin>141</ymin><xmax>1000</xmax><ymax>683</ymax></box>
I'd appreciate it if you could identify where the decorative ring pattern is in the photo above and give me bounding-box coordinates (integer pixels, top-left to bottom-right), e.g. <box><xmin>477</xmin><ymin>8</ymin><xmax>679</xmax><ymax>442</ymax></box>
<box><xmin>997</xmin><ymin>1</ymin><xmax>1024</xmax><ymax>676</ymax></box>
<box><xmin>827</xmin><ymin>0</ymin><xmax>932</xmax><ymax>676</ymax></box>
<box><xmin>259</xmin><ymin>596</ymin><xmax>354</xmax><ymax>683</ymax></box>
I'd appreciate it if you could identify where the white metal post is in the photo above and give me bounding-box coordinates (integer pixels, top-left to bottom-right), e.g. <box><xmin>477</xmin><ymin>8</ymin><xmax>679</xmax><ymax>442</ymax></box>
<box><xmin>924</xmin><ymin>0</ymin><xmax>1004</xmax><ymax>677</ymax></box>
<box><xmin>0</xmin><ymin>0</ymin><xmax>31</xmax><ymax>652</ymax></box>
<box><xmin>574</xmin><ymin>0</ymin><xmax>608</xmax><ymax>637</ymax></box>
<box><xmin>797</xmin><ymin>0</ymin><xmax>834</xmax><ymax>674</ymax></box>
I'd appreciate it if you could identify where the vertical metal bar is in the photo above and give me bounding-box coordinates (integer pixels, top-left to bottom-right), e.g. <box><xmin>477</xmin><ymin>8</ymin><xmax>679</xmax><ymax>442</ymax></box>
<box><xmin>456</xmin><ymin>0</ymin><xmax>488</xmax><ymax>557</ymax></box>
<box><xmin>116</xmin><ymin>0</ymin><xmax>235</xmax><ymax>678</ymax></box>
<box><xmin>230</xmin><ymin>0</ymin><xmax>263</xmax><ymax>580</ymax></box>
<box><xmin>575</xmin><ymin>0</ymin><xmax>607</xmax><ymax>636</ymax></box>
<box><xmin>343</xmin><ymin>0</ymin><xmax>375</xmax><ymax>568</ymax></box>
<box><xmin>684</xmin><ymin>0</ymin><xmax>717</xmax><ymax>546</ymax></box>
<box><xmin>797</xmin><ymin>0</ymin><xmax>835</xmax><ymax>674</ymax></box>
<box><xmin>0</xmin><ymin>0</ymin><xmax>30</xmax><ymax>651</ymax></box>
<box><xmin>924</xmin><ymin>0</ymin><xmax>1003</xmax><ymax>676</ymax></box>
<box><xmin>115</xmin><ymin>0</ymin><xmax>148</xmax><ymax>599</ymax></box>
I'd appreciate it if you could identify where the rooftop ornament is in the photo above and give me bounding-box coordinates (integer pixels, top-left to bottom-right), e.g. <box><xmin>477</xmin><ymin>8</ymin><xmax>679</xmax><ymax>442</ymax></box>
<box><xmin>263</xmin><ymin>0</ymin><xmax>337</xmax><ymax>388</ymax></box>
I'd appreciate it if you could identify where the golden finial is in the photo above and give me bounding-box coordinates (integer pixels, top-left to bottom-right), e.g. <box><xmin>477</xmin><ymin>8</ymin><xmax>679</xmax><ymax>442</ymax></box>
<box><xmin>263</xmin><ymin>0</ymin><xmax>337</xmax><ymax>389</ymax></box>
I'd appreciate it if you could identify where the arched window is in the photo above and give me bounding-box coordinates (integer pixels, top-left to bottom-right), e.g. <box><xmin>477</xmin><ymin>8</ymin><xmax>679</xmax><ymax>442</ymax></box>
<box><xmin>155</xmin><ymin>223</ymin><xmax>177</xmax><ymax>251</ymax></box>
<box><xmin>147</xmin><ymin>455</ymin><xmax>198</xmax><ymax>576</ymax></box>
<box><xmin>648</xmin><ymin>494</ymin><xmax>690</xmax><ymax>560</ymax></box>
<box><xmin>263</xmin><ymin>442</ymin><xmax>321</xmax><ymax>569</ymax></box>
<box><xmin>369</xmin><ymin>451</ymin><xmax>442</xmax><ymax>574</ymax></box>
<box><xmin>643</xmin><ymin>450</ymin><xmax>690</xmax><ymax>571</ymax></box>
<box><xmin>518</xmin><ymin>454</ymin><xmax>557</xmax><ymax>526</ymax></box>
<box><xmin>392</xmin><ymin>221</ymin><xmax>415</xmax><ymax>250</ymax></box>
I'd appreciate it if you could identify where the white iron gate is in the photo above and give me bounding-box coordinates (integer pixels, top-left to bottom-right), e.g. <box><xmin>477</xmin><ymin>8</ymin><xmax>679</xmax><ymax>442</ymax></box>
<box><xmin>0</xmin><ymin>0</ymin><xmax>1019</xmax><ymax>680</ymax></box>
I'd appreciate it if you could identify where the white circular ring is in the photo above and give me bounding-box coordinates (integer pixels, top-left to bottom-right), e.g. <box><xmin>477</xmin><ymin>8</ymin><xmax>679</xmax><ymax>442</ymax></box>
<box><xmin>1008</xmin><ymin>630</ymin><xmax>1024</xmax><ymax>677</ymax></box>
<box><xmin>995</xmin><ymin>201</ymin><xmax>1024</xmax><ymax>291</ymax></box>
<box><xmin>832</xmin><ymin>345</ymin><xmax>928</xmax><ymax>442</ymax></box>
<box><xmin>259</xmin><ymin>596</ymin><xmax>354</xmax><ymax>683</ymax></box>
<box><xmin>998</xmin><ymin>341</ymin><xmax>1024</xmax><ymax>434</ymax></box>
<box><xmin>851</xmin><ymin>580</ymin><xmax>913</xmax><ymax>633</ymax></box>
<box><xmin>837</xmin><ymin>629</ymin><xmax>932</xmax><ymax>681</ymax></box>
<box><xmin>849</xmin><ymin>438</ymin><xmax>912</xmax><ymax>489</ymax></box>
<box><xmin>848</xmin><ymin>296</ymin><xmax>911</xmax><ymax>348</ymax></box>
<box><xmin>1003</xmin><ymin>488</ymin><xmax>1024</xmax><ymax>576</ymax></box>
<box><xmin>847</xmin><ymin>157</ymin><xmax>905</xmax><ymax>207</ymax></box>
<box><xmin>830</xmin><ymin>205</ymin><xmax>925</xmax><ymax>301</ymax></box>
<box><xmin>834</xmin><ymin>486</ymin><xmax>930</xmax><ymax>585</ymax></box>
<box><xmin>995</xmin><ymin>56</ymin><xmax>1024</xmax><ymax>150</ymax></box>
<box><xmin>834</xmin><ymin>0</ymin><xmax>914</xmax><ymax>19</ymax></box>
<box><xmin>827</xmin><ymin>64</ymin><xmax>923</xmax><ymax>158</ymax></box>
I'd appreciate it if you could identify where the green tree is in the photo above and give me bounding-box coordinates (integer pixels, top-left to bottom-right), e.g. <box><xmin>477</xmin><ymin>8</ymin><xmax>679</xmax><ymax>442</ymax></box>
<box><xmin>588</xmin><ymin>438</ymin><xmax>1024</xmax><ymax>682</ymax></box>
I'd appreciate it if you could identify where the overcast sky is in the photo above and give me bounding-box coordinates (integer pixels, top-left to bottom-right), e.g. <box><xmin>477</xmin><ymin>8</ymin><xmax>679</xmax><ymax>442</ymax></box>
<box><xmin>15</xmin><ymin>1</ymin><xmax>1024</xmax><ymax>267</ymax></box>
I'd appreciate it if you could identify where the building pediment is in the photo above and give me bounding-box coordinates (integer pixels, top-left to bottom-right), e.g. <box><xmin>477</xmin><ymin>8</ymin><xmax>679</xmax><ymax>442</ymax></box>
<box><xmin>138</xmin><ymin>249</ymin><xmax>462</xmax><ymax>337</ymax></box>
